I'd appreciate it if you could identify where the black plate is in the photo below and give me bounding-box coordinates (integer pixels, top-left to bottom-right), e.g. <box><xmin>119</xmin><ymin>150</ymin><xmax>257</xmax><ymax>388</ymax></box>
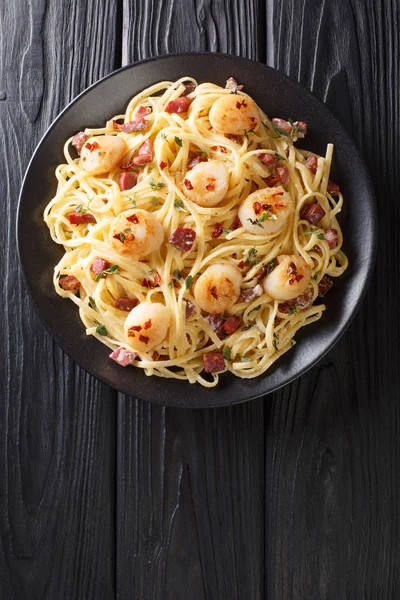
<box><xmin>17</xmin><ymin>53</ymin><xmax>376</xmax><ymax>408</ymax></box>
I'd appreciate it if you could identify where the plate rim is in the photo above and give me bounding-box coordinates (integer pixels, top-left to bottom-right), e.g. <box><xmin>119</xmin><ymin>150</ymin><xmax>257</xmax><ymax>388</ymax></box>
<box><xmin>17</xmin><ymin>52</ymin><xmax>377</xmax><ymax>407</ymax></box>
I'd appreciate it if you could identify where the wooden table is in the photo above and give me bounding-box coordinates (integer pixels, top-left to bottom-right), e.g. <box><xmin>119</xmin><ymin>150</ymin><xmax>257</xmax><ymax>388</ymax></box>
<box><xmin>1</xmin><ymin>1</ymin><xmax>398</xmax><ymax>598</ymax></box>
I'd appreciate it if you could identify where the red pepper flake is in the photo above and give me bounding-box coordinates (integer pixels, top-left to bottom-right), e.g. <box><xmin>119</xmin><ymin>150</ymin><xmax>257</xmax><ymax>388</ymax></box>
<box><xmin>153</xmin><ymin>273</ymin><xmax>161</xmax><ymax>285</ymax></box>
<box><xmin>128</xmin><ymin>325</ymin><xmax>142</xmax><ymax>336</ymax></box>
<box><xmin>238</xmin><ymin>260</ymin><xmax>245</xmax><ymax>269</ymax></box>
<box><xmin>144</xmin><ymin>319</ymin><xmax>152</xmax><ymax>330</ymax></box>
<box><xmin>183</xmin><ymin>178</ymin><xmax>193</xmax><ymax>190</ymax></box>
<box><xmin>287</xmin><ymin>262</ymin><xmax>297</xmax><ymax>276</ymax></box>
<box><xmin>210</xmin><ymin>286</ymin><xmax>218</xmax><ymax>299</ymax></box>
<box><xmin>84</xmin><ymin>141</ymin><xmax>100</xmax><ymax>152</ymax></box>
<box><xmin>253</xmin><ymin>201</ymin><xmax>262</xmax><ymax>215</ymax></box>
<box><xmin>211</xmin><ymin>223</ymin><xmax>223</xmax><ymax>239</ymax></box>
<box><xmin>205</xmin><ymin>177</ymin><xmax>216</xmax><ymax>191</ymax></box>
<box><xmin>159</xmin><ymin>161</ymin><xmax>167</xmax><ymax>170</ymax></box>
<box><xmin>235</xmin><ymin>100</ymin><xmax>247</xmax><ymax>109</ymax></box>
<box><xmin>139</xmin><ymin>334</ymin><xmax>149</xmax><ymax>344</ymax></box>
<box><xmin>127</xmin><ymin>214</ymin><xmax>139</xmax><ymax>224</ymax></box>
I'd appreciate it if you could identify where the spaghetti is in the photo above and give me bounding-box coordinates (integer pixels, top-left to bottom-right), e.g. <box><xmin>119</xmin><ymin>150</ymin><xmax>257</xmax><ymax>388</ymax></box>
<box><xmin>44</xmin><ymin>76</ymin><xmax>348</xmax><ymax>387</ymax></box>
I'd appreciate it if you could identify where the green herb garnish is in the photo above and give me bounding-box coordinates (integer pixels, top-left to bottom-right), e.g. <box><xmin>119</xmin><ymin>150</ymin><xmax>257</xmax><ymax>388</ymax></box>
<box><xmin>75</xmin><ymin>197</ymin><xmax>94</xmax><ymax>214</ymax></box>
<box><xmin>273</xmin><ymin>332</ymin><xmax>279</xmax><ymax>351</ymax></box>
<box><xmin>96</xmin><ymin>323</ymin><xmax>108</xmax><ymax>336</ymax></box>
<box><xmin>185</xmin><ymin>275</ymin><xmax>193</xmax><ymax>289</ymax></box>
<box><xmin>151</xmin><ymin>197</ymin><xmax>159</xmax><ymax>206</ymax></box>
<box><xmin>173</xmin><ymin>269</ymin><xmax>182</xmax><ymax>280</ymax></box>
<box><xmin>248</xmin><ymin>247</ymin><xmax>258</xmax><ymax>264</ymax></box>
<box><xmin>95</xmin><ymin>264</ymin><xmax>119</xmax><ymax>282</ymax></box>
<box><xmin>223</xmin><ymin>347</ymin><xmax>231</xmax><ymax>361</ymax></box>
<box><xmin>149</xmin><ymin>177</ymin><xmax>166</xmax><ymax>191</ymax></box>
<box><xmin>174</xmin><ymin>136</ymin><xmax>183</xmax><ymax>147</ymax></box>
<box><xmin>88</xmin><ymin>296</ymin><xmax>97</xmax><ymax>310</ymax></box>
<box><xmin>174</xmin><ymin>198</ymin><xmax>185</xmax><ymax>211</ymax></box>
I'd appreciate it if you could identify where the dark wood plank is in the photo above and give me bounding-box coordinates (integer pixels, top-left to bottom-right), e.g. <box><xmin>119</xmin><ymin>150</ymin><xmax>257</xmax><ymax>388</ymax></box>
<box><xmin>117</xmin><ymin>2</ymin><xmax>265</xmax><ymax>599</ymax></box>
<box><xmin>265</xmin><ymin>0</ymin><xmax>400</xmax><ymax>598</ymax></box>
<box><xmin>0</xmin><ymin>1</ymin><xmax>121</xmax><ymax>598</ymax></box>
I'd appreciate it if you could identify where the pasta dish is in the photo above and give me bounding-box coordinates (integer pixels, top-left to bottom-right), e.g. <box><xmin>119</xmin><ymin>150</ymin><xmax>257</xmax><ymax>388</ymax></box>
<box><xmin>44</xmin><ymin>76</ymin><xmax>348</xmax><ymax>387</ymax></box>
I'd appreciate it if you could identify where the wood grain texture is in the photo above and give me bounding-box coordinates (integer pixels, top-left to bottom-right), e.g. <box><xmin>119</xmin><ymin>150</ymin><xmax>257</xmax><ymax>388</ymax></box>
<box><xmin>265</xmin><ymin>0</ymin><xmax>400</xmax><ymax>598</ymax></box>
<box><xmin>0</xmin><ymin>1</ymin><xmax>120</xmax><ymax>598</ymax></box>
<box><xmin>118</xmin><ymin>2</ymin><xmax>266</xmax><ymax>599</ymax></box>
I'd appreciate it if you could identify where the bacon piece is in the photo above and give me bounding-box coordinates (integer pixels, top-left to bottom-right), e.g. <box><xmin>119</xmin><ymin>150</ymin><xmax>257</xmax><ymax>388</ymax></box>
<box><xmin>222</xmin><ymin>316</ymin><xmax>241</xmax><ymax>335</ymax></box>
<box><xmin>186</xmin><ymin>152</ymin><xmax>201</xmax><ymax>171</ymax></box>
<box><xmin>142</xmin><ymin>278</ymin><xmax>157</xmax><ymax>289</ymax></box>
<box><xmin>278</xmin><ymin>288</ymin><xmax>313</xmax><ymax>314</ymax></box>
<box><xmin>119</xmin><ymin>172</ymin><xmax>137</xmax><ymax>191</ymax></box>
<box><xmin>211</xmin><ymin>223</ymin><xmax>223</xmax><ymax>239</ymax></box>
<box><xmin>91</xmin><ymin>258</ymin><xmax>111</xmax><ymax>277</ymax></box>
<box><xmin>206</xmin><ymin>313</ymin><xmax>225</xmax><ymax>336</ymax></box>
<box><xmin>225</xmin><ymin>77</ymin><xmax>244</xmax><ymax>92</ymax></box>
<box><xmin>305</xmin><ymin>155</ymin><xmax>318</xmax><ymax>174</ymax></box>
<box><xmin>185</xmin><ymin>299</ymin><xmax>196</xmax><ymax>318</ymax></box>
<box><xmin>165</xmin><ymin>96</ymin><xmax>193</xmax><ymax>114</ymax></box>
<box><xmin>259</xmin><ymin>153</ymin><xmax>278</xmax><ymax>167</ymax></box>
<box><xmin>181</xmin><ymin>82</ymin><xmax>196</xmax><ymax>96</ymax></box>
<box><xmin>324</xmin><ymin>228</ymin><xmax>338</xmax><ymax>249</ymax></box>
<box><xmin>109</xmin><ymin>347</ymin><xmax>136</xmax><ymax>366</ymax></box>
<box><xmin>272</xmin><ymin>118</ymin><xmax>293</xmax><ymax>134</ymax></box>
<box><xmin>295</xmin><ymin>121</ymin><xmax>307</xmax><ymax>137</ymax></box>
<box><xmin>276</xmin><ymin>165</ymin><xmax>289</xmax><ymax>186</ymax></box>
<box><xmin>300</xmin><ymin>202</ymin><xmax>326</xmax><ymax>225</ymax></box>
<box><xmin>72</xmin><ymin>131</ymin><xmax>88</xmax><ymax>154</ymax></box>
<box><xmin>187</xmin><ymin>150</ymin><xmax>208</xmax><ymax>170</ymax></box>
<box><xmin>187</xmin><ymin>152</ymin><xmax>201</xmax><ymax>170</ymax></box>
<box><xmin>318</xmin><ymin>276</ymin><xmax>333</xmax><ymax>297</ymax></box>
<box><xmin>232</xmin><ymin>216</ymin><xmax>241</xmax><ymax>230</ymax></box>
<box><xmin>119</xmin><ymin>105</ymin><xmax>151</xmax><ymax>133</ymax></box>
<box><xmin>168</xmin><ymin>226</ymin><xmax>196</xmax><ymax>252</ymax></box>
<box><xmin>226</xmin><ymin>134</ymin><xmax>241</xmax><ymax>144</ymax></box>
<box><xmin>68</xmin><ymin>212</ymin><xmax>96</xmax><ymax>225</ymax></box>
<box><xmin>327</xmin><ymin>179</ymin><xmax>340</xmax><ymax>196</ymax></box>
<box><xmin>203</xmin><ymin>352</ymin><xmax>225</xmax><ymax>373</ymax></box>
<box><xmin>132</xmin><ymin>139</ymin><xmax>153</xmax><ymax>165</ymax></box>
<box><xmin>59</xmin><ymin>275</ymin><xmax>80</xmax><ymax>291</ymax></box>
<box><xmin>136</xmin><ymin>105</ymin><xmax>152</xmax><ymax>117</ymax></box>
<box><xmin>239</xmin><ymin>284</ymin><xmax>263</xmax><ymax>303</ymax></box>
<box><xmin>120</xmin><ymin>158</ymin><xmax>135</xmax><ymax>170</ymax></box>
<box><xmin>114</xmin><ymin>297</ymin><xmax>138</xmax><ymax>312</ymax></box>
